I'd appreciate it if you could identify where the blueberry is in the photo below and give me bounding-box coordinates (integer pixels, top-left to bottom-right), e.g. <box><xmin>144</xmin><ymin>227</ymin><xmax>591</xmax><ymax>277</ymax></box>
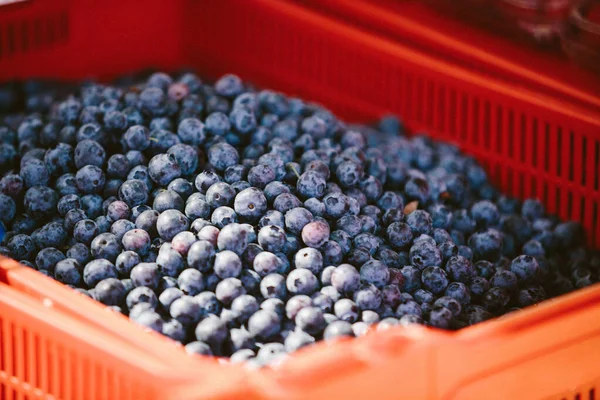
<box><xmin>482</xmin><ymin>287</ymin><xmax>510</xmax><ymax>313</ymax></box>
<box><xmin>467</xmin><ymin>229</ymin><xmax>502</xmax><ymax>261</ymax></box>
<box><xmin>167</xmin><ymin>178</ymin><xmax>194</xmax><ymax>201</ymax></box>
<box><xmin>517</xmin><ymin>286</ymin><xmax>546</xmax><ymax>307</ymax></box>
<box><xmin>20</xmin><ymin>158</ymin><xmax>51</xmax><ymax>189</ymax></box>
<box><xmin>409</xmin><ymin>238</ymin><xmax>443</xmax><ymax>270</ymax></box>
<box><xmin>510</xmin><ymin>255</ymin><xmax>539</xmax><ymax>282</ymax></box>
<box><xmin>301</xmin><ymin>115</ymin><xmax>328</xmax><ymax>139</ymax></box>
<box><xmin>260</xmin><ymin>273</ymin><xmax>287</xmax><ymax>299</ymax></box>
<box><xmin>211</xmin><ymin>206</ymin><xmax>237</xmax><ymax>228</ymax></box>
<box><xmin>395</xmin><ymin>299</ymin><xmax>422</xmax><ymax>319</ymax></box>
<box><xmin>351</xmin><ymin>283</ymin><xmax>381</xmax><ymax>311</ymax></box>
<box><xmin>117</xmin><ymin>179</ymin><xmax>149</xmax><ymax>209</ymax></box>
<box><xmin>286</xmin><ymin>268</ymin><xmax>318</xmax><ymax>295</ymax></box>
<box><xmin>434</xmin><ymin>296</ymin><xmax>461</xmax><ymax>317</ymax></box>
<box><xmin>66</xmin><ymin>243</ymin><xmax>91</xmax><ymax>266</ymax></box>
<box><xmin>177</xmin><ymin>268</ymin><xmax>205</xmax><ymax>295</ymax></box>
<box><xmin>420</xmin><ymin>266</ymin><xmax>448</xmax><ymax>295</ymax></box>
<box><xmin>197</xmin><ymin>224</ymin><xmax>220</xmax><ymax>245</ymax></box>
<box><xmin>284</xmin><ymin>330</ymin><xmax>315</xmax><ymax>352</ymax></box>
<box><xmin>76</xmin><ymin>165</ymin><xmax>105</xmax><ymax>194</ymax></box>
<box><xmin>248</xmin><ymin>309</ymin><xmax>281</xmax><ymax>340</ymax></box>
<box><xmin>292</xmin><ymin>306</ymin><xmax>325</xmax><ymax>335</ymax></box>
<box><xmin>322</xmin><ymin>192</ymin><xmax>351</xmax><ymax>220</ymax></box>
<box><xmin>166</xmin><ymin>295</ymin><xmax>201</xmax><ymax>327</ymax></box>
<box><xmin>213</xmin><ymin>250</ymin><xmax>242</xmax><ymax>279</ymax></box>
<box><xmin>300</xmin><ymin>220</ymin><xmax>330</xmax><ymax>249</ymax></box>
<box><xmin>73</xmin><ymin>219</ymin><xmax>99</xmax><ymax>245</ymax></box>
<box><xmin>148</xmin><ymin>153</ymin><xmax>181</xmax><ymax>187</ymax></box>
<box><xmin>228</xmin><ymin>327</ymin><xmax>256</xmax><ymax>352</ymax></box>
<box><xmin>428</xmin><ymin>305</ymin><xmax>453</xmax><ymax>328</ymax></box>
<box><xmin>114</xmin><ymin>251</ymin><xmax>140</xmax><ymax>277</ymax></box>
<box><xmin>273</xmin><ymin>193</ymin><xmax>302</xmax><ymax>214</ymax></box>
<box><xmin>156</xmin><ymin>209</ymin><xmax>189</xmax><ymax>241</ymax></box>
<box><xmin>130</xmin><ymin>262</ymin><xmax>160</xmax><ymax>290</ymax></box>
<box><xmin>54</xmin><ymin>258</ymin><xmax>82</xmax><ymax>286</ymax></box>
<box><xmin>251</xmin><ymin>251</ymin><xmax>280</xmax><ymax>277</ymax></box>
<box><xmin>206</xmin><ymin>142</ymin><xmax>239</xmax><ymax>172</ymax></box>
<box><xmin>158</xmin><ymin>287</ymin><xmax>184</xmax><ymax>311</ymax></box>
<box><xmin>468</xmin><ymin>276</ymin><xmax>489</xmax><ymax>298</ymax></box>
<box><xmin>33</xmin><ymin>222</ymin><xmax>68</xmax><ymax>249</ymax></box>
<box><xmin>194</xmin><ymin>315</ymin><xmax>228</xmax><ymax>353</ymax></box>
<box><xmin>105</xmin><ymin>200</ymin><xmax>130</xmax><ymax>221</ymax></box>
<box><xmin>300</xmin><ymin>199</ymin><xmax>325</xmax><ymax>221</ymax></box>
<box><xmin>284</xmin><ymin>207</ymin><xmax>313</xmax><ymax>236</ymax></box>
<box><xmin>183</xmin><ymin>341</ymin><xmax>215</xmax><ymax>359</ymax></box>
<box><xmin>215</xmin><ymin>277</ymin><xmax>246</xmax><ymax>305</ymax></box>
<box><xmin>294</xmin><ymin>247</ymin><xmax>323</xmax><ymax>274</ymax></box>
<box><xmin>23</xmin><ymin>186</ymin><xmax>58</xmax><ymax>219</ymax></box>
<box><xmin>214</xmin><ymin>74</ymin><xmax>243</xmax><ymax>98</ymax></box>
<box><xmin>153</xmin><ymin>190</ymin><xmax>184</xmax><ymax>213</ymax></box>
<box><xmin>472</xmin><ymin>260</ymin><xmax>495</xmax><ymax>279</ymax></box>
<box><xmin>0</xmin><ymin>174</ymin><xmax>24</xmax><ymax>199</ymax></box>
<box><xmin>521</xmin><ymin>199</ymin><xmax>545</xmax><ymax>222</ymax></box>
<box><xmin>470</xmin><ymin>200</ymin><xmax>500</xmax><ymax>227</ymax></box>
<box><xmin>445</xmin><ymin>255</ymin><xmax>476</xmax><ymax>283</ymax></box>
<box><xmin>83</xmin><ymin>259</ymin><xmax>118</xmax><ymax>287</ymax></box>
<box><xmin>490</xmin><ymin>269</ymin><xmax>519</xmax><ymax>291</ymax></box>
<box><xmin>321</xmin><ymin>240</ymin><xmax>343</xmax><ymax>265</ymax></box>
<box><xmin>335</xmin><ymin>161</ymin><xmax>364</xmax><ymax>188</ymax></box>
<box><xmin>94</xmin><ymin>278</ymin><xmax>126</xmax><ymax>306</ymax></box>
<box><xmin>405</xmin><ymin>210</ymin><xmax>433</xmax><ymax>237</ymax></box>
<box><xmin>334</xmin><ymin>298</ymin><xmax>359</xmax><ymax>323</ymax></box>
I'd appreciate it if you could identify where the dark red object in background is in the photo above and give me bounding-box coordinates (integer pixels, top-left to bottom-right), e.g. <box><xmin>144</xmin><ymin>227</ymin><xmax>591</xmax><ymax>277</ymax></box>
<box><xmin>562</xmin><ymin>0</ymin><xmax>600</xmax><ymax>73</ymax></box>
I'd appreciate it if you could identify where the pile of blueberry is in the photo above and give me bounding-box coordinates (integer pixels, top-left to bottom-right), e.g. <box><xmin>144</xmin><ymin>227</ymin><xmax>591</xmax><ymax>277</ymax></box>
<box><xmin>0</xmin><ymin>72</ymin><xmax>597</xmax><ymax>367</ymax></box>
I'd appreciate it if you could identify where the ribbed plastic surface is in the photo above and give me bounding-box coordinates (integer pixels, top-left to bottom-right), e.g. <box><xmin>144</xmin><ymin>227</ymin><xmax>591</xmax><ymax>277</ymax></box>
<box><xmin>293</xmin><ymin>0</ymin><xmax>600</xmax><ymax>114</ymax></box>
<box><xmin>1</xmin><ymin>0</ymin><xmax>600</xmax><ymax>399</ymax></box>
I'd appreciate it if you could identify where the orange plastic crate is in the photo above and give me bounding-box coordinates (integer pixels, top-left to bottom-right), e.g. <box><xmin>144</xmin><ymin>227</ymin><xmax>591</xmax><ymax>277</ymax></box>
<box><xmin>2</xmin><ymin>0</ymin><xmax>600</xmax><ymax>399</ymax></box>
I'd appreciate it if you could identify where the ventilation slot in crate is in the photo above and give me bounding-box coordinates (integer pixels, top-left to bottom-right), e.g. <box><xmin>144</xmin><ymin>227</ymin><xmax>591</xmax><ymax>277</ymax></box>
<box><xmin>0</xmin><ymin>10</ymin><xmax>69</xmax><ymax>60</ymax></box>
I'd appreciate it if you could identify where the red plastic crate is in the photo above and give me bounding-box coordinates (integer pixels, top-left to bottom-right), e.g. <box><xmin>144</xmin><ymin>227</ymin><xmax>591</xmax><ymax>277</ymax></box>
<box><xmin>293</xmin><ymin>0</ymin><xmax>600</xmax><ymax>114</ymax></box>
<box><xmin>2</xmin><ymin>0</ymin><xmax>600</xmax><ymax>399</ymax></box>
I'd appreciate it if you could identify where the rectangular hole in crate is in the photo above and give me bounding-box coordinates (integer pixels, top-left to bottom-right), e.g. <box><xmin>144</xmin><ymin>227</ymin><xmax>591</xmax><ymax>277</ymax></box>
<box><xmin>590</xmin><ymin>387</ymin><xmax>596</xmax><ymax>400</ymax></box>
<box><xmin>582</xmin><ymin>136</ymin><xmax>587</xmax><ymax>187</ymax></box>
<box><xmin>436</xmin><ymin>85</ymin><xmax>446</xmax><ymax>133</ymax></box>
<box><xmin>507</xmin><ymin>109</ymin><xmax>515</xmax><ymax>159</ymax></box>
<box><xmin>483</xmin><ymin>99</ymin><xmax>491</xmax><ymax>151</ymax></box>
<box><xmin>448</xmin><ymin>88</ymin><xmax>458</xmax><ymax>139</ymax></box>
<box><xmin>544</xmin><ymin>123</ymin><xmax>551</xmax><ymax>173</ymax></box>
<box><xmin>459</xmin><ymin>93</ymin><xmax>469</xmax><ymax>144</ymax></box>
<box><xmin>520</xmin><ymin>113</ymin><xmax>526</xmax><ymax>164</ymax></box>
<box><xmin>472</xmin><ymin>96</ymin><xmax>480</xmax><ymax>148</ymax></box>
<box><xmin>0</xmin><ymin>11</ymin><xmax>69</xmax><ymax>60</ymax></box>
<box><xmin>595</xmin><ymin>141</ymin><xmax>600</xmax><ymax>191</ymax></box>
<box><xmin>594</xmin><ymin>202</ymin><xmax>599</xmax><ymax>247</ymax></box>
<box><xmin>568</xmin><ymin>191</ymin><xmax>574</xmax><ymax>220</ymax></box>
<box><xmin>415</xmin><ymin>77</ymin><xmax>424</xmax><ymax>124</ymax></box>
<box><xmin>569</xmin><ymin>131</ymin><xmax>575</xmax><ymax>182</ymax></box>
<box><xmin>425</xmin><ymin>80</ymin><xmax>434</xmax><ymax>127</ymax></box>
<box><xmin>542</xmin><ymin>181</ymin><xmax>549</xmax><ymax>210</ymax></box>
<box><xmin>7</xmin><ymin>23</ymin><xmax>16</xmax><ymax>55</ymax></box>
<box><xmin>556</xmin><ymin>127</ymin><xmax>563</xmax><ymax>178</ymax></box>
<box><xmin>494</xmin><ymin>105</ymin><xmax>503</xmax><ymax>156</ymax></box>
<box><xmin>532</xmin><ymin>117</ymin><xmax>539</xmax><ymax>168</ymax></box>
<box><xmin>20</xmin><ymin>20</ymin><xmax>29</xmax><ymax>53</ymax></box>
